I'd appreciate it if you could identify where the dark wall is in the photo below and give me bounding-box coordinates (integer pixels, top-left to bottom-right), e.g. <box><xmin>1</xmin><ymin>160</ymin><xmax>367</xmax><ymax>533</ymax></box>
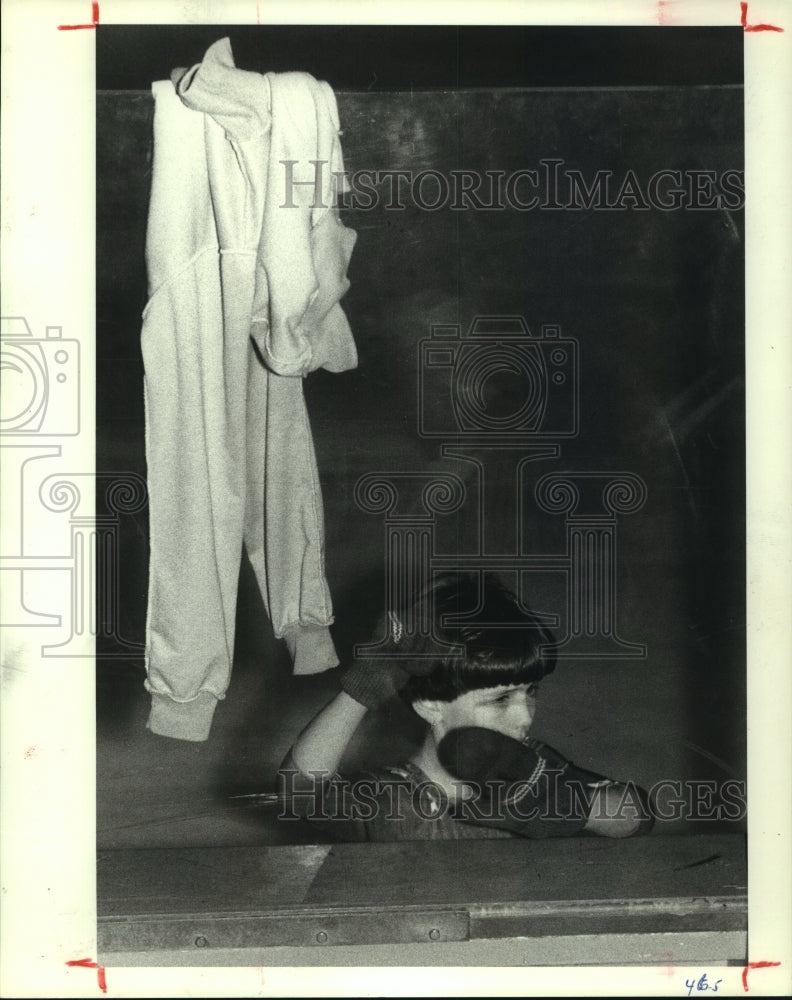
<box><xmin>97</xmin><ymin>25</ymin><xmax>743</xmax><ymax>90</ymax></box>
<box><xmin>97</xmin><ymin>27</ymin><xmax>745</xmax><ymax>836</ymax></box>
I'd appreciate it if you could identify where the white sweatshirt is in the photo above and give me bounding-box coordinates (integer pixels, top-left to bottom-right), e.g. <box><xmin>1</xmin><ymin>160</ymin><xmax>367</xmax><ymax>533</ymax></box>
<box><xmin>142</xmin><ymin>38</ymin><xmax>356</xmax><ymax>741</ymax></box>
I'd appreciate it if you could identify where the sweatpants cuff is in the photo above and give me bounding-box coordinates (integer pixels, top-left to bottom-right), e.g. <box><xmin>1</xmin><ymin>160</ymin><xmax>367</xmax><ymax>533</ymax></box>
<box><xmin>147</xmin><ymin>690</ymin><xmax>219</xmax><ymax>742</ymax></box>
<box><xmin>283</xmin><ymin>624</ymin><xmax>339</xmax><ymax>675</ymax></box>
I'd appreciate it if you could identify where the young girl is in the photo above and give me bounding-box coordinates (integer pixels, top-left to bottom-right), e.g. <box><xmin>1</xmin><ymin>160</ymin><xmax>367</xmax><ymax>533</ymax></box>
<box><xmin>279</xmin><ymin>573</ymin><xmax>653</xmax><ymax>841</ymax></box>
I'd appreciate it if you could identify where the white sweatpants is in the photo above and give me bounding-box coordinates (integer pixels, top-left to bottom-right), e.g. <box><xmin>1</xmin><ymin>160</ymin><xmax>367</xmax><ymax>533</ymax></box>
<box><xmin>141</xmin><ymin>80</ymin><xmax>338</xmax><ymax>742</ymax></box>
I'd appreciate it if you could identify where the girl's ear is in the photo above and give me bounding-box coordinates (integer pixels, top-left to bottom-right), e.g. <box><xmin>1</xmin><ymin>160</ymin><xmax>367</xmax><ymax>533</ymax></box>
<box><xmin>411</xmin><ymin>698</ymin><xmax>444</xmax><ymax>725</ymax></box>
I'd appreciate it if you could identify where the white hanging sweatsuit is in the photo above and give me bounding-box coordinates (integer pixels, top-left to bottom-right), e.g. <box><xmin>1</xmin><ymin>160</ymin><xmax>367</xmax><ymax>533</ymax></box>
<box><xmin>141</xmin><ymin>38</ymin><xmax>357</xmax><ymax>741</ymax></box>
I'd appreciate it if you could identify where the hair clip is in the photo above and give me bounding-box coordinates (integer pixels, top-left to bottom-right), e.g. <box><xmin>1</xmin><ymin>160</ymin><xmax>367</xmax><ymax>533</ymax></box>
<box><xmin>387</xmin><ymin>610</ymin><xmax>404</xmax><ymax>644</ymax></box>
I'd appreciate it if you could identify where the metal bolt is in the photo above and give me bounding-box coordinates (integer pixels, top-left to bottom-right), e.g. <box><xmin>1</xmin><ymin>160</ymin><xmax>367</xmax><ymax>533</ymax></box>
<box><xmin>194</xmin><ymin>935</ymin><xmax>207</xmax><ymax>948</ymax></box>
<box><xmin>428</xmin><ymin>928</ymin><xmax>441</xmax><ymax>941</ymax></box>
<box><xmin>316</xmin><ymin>930</ymin><xmax>328</xmax><ymax>943</ymax></box>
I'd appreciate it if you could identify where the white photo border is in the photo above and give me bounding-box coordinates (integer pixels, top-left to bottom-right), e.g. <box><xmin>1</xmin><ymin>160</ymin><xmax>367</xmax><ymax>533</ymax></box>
<box><xmin>1</xmin><ymin>0</ymin><xmax>790</xmax><ymax>996</ymax></box>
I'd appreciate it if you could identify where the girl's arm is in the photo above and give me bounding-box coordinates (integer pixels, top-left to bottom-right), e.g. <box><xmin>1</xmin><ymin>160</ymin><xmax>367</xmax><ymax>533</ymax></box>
<box><xmin>286</xmin><ymin>690</ymin><xmax>368</xmax><ymax>776</ymax></box>
<box><xmin>281</xmin><ymin>647</ymin><xmax>416</xmax><ymax>776</ymax></box>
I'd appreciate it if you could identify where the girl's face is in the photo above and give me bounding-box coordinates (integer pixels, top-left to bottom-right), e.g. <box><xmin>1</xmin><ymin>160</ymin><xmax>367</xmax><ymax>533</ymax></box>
<box><xmin>427</xmin><ymin>681</ymin><xmax>539</xmax><ymax>744</ymax></box>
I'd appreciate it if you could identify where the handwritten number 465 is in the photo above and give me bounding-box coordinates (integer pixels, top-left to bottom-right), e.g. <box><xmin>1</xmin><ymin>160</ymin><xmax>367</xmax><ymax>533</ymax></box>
<box><xmin>686</xmin><ymin>973</ymin><xmax>723</xmax><ymax>996</ymax></box>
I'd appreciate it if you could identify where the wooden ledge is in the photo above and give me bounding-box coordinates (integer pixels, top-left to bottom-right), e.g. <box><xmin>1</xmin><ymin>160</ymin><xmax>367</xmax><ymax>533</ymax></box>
<box><xmin>98</xmin><ymin>833</ymin><xmax>746</xmax><ymax>965</ymax></box>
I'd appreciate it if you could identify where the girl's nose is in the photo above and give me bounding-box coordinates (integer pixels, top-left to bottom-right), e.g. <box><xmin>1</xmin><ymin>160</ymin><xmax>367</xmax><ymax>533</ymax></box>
<box><xmin>516</xmin><ymin>695</ymin><xmax>536</xmax><ymax>725</ymax></box>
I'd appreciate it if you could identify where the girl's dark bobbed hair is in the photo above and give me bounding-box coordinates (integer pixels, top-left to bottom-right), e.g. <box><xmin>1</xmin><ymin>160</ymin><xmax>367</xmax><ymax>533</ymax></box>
<box><xmin>395</xmin><ymin>572</ymin><xmax>557</xmax><ymax>704</ymax></box>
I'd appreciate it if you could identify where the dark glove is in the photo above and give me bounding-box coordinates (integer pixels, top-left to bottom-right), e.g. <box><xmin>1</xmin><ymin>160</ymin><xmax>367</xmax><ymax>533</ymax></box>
<box><xmin>438</xmin><ymin>726</ymin><xmax>593</xmax><ymax>781</ymax></box>
<box><xmin>523</xmin><ymin>738</ymin><xmax>653</xmax><ymax>835</ymax></box>
<box><xmin>523</xmin><ymin>736</ymin><xmax>612</xmax><ymax>787</ymax></box>
<box><xmin>339</xmin><ymin>613</ymin><xmax>439</xmax><ymax>710</ymax></box>
<box><xmin>338</xmin><ymin>657</ymin><xmax>410</xmax><ymax>710</ymax></box>
<box><xmin>436</xmin><ymin>727</ymin><xmax>591</xmax><ymax>836</ymax></box>
<box><xmin>438</xmin><ymin>728</ymin><xmax>652</xmax><ymax>838</ymax></box>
